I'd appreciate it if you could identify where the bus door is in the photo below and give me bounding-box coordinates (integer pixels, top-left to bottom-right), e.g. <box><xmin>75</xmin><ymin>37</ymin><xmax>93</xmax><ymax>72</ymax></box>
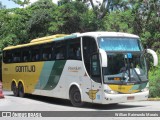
<box><xmin>90</xmin><ymin>53</ymin><xmax>103</xmax><ymax>104</ymax></box>
<box><xmin>82</xmin><ymin>36</ymin><xmax>102</xmax><ymax>103</ymax></box>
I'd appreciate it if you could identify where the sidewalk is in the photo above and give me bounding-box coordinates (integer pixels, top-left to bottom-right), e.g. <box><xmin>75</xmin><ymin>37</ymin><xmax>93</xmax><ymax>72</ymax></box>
<box><xmin>147</xmin><ymin>98</ymin><xmax>160</xmax><ymax>101</ymax></box>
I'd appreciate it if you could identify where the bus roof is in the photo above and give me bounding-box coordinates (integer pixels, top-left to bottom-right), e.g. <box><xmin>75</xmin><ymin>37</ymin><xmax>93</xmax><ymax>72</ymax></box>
<box><xmin>3</xmin><ymin>32</ymin><xmax>139</xmax><ymax>51</ymax></box>
<box><xmin>3</xmin><ymin>34</ymin><xmax>68</xmax><ymax>50</ymax></box>
<box><xmin>78</xmin><ymin>32</ymin><xmax>139</xmax><ymax>38</ymax></box>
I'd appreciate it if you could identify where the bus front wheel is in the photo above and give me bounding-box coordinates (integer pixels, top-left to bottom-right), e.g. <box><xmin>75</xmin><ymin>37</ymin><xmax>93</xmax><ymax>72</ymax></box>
<box><xmin>18</xmin><ymin>82</ymin><xmax>25</xmax><ymax>97</ymax></box>
<box><xmin>69</xmin><ymin>86</ymin><xmax>84</xmax><ymax>107</ymax></box>
<box><xmin>11</xmin><ymin>82</ymin><xmax>18</xmax><ymax>97</ymax></box>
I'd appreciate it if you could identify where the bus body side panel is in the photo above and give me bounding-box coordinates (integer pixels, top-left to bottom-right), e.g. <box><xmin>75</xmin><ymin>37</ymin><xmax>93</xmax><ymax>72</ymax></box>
<box><xmin>2</xmin><ymin>59</ymin><xmax>101</xmax><ymax>103</ymax></box>
<box><xmin>32</xmin><ymin>60</ymin><xmax>66</xmax><ymax>98</ymax></box>
<box><xmin>2</xmin><ymin>62</ymin><xmax>43</xmax><ymax>93</ymax></box>
<box><xmin>32</xmin><ymin>60</ymin><xmax>92</xmax><ymax>102</ymax></box>
<box><xmin>61</xmin><ymin>60</ymin><xmax>92</xmax><ymax>102</ymax></box>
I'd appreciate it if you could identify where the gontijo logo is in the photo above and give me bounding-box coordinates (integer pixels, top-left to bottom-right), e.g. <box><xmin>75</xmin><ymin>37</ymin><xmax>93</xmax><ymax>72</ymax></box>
<box><xmin>15</xmin><ymin>65</ymin><xmax>36</xmax><ymax>72</ymax></box>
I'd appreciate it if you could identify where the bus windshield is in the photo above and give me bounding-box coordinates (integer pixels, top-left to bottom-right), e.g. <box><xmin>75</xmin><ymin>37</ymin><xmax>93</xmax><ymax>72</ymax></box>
<box><xmin>102</xmin><ymin>52</ymin><xmax>148</xmax><ymax>84</ymax></box>
<box><xmin>98</xmin><ymin>37</ymin><xmax>147</xmax><ymax>84</ymax></box>
<box><xmin>98</xmin><ymin>37</ymin><xmax>142</xmax><ymax>51</ymax></box>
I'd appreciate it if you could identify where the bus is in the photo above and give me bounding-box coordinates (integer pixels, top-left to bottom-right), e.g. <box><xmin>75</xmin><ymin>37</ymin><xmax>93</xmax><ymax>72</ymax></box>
<box><xmin>2</xmin><ymin>32</ymin><xmax>158</xmax><ymax>106</ymax></box>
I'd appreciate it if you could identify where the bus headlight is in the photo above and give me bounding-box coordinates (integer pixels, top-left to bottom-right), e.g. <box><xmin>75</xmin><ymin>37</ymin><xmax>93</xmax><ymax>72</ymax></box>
<box><xmin>141</xmin><ymin>87</ymin><xmax>149</xmax><ymax>92</ymax></box>
<box><xmin>104</xmin><ymin>89</ymin><xmax>118</xmax><ymax>94</ymax></box>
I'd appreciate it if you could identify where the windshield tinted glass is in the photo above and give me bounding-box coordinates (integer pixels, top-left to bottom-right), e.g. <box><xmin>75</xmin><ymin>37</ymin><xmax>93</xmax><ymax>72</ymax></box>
<box><xmin>98</xmin><ymin>37</ymin><xmax>142</xmax><ymax>51</ymax></box>
<box><xmin>103</xmin><ymin>52</ymin><xmax>147</xmax><ymax>84</ymax></box>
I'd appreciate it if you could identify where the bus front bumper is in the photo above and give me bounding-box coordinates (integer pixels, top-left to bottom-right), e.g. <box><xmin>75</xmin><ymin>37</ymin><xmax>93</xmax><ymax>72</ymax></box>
<box><xmin>102</xmin><ymin>90</ymin><xmax>149</xmax><ymax>104</ymax></box>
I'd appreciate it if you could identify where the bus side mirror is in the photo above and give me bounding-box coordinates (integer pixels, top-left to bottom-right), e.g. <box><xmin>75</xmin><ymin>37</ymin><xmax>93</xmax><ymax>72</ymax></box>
<box><xmin>146</xmin><ymin>49</ymin><xmax>158</xmax><ymax>66</ymax></box>
<box><xmin>99</xmin><ymin>49</ymin><xmax>108</xmax><ymax>67</ymax></box>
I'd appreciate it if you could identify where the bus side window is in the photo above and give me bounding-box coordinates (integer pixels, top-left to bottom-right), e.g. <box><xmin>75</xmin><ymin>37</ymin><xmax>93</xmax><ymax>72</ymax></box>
<box><xmin>55</xmin><ymin>41</ymin><xmax>66</xmax><ymax>60</ymax></box>
<box><xmin>31</xmin><ymin>46</ymin><xmax>41</xmax><ymax>62</ymax></box>
<box><xmin>42</xmin><ymin>44</ymin><xmax>52</xmax><ymax>61</ymax></box>
<box><xmin>67</xmin><ymin>38</ymin><xmax>81</xmax><ymax>60</ymax></box>
<box><xmin>10</xmin><ymin>52</ymin><xmax>14</xmax><ymax>63</ymax></box>
<box><xmin>22</xmin><ymin>49</ymin><xmax>31</xmax><ymax>62</ymax></box>
<box><xmin>82</xmin><ymin>37</ymin><xmax>99</xmax><ymax>82</ymax></box>
<box><xmin>3</xmin><ymin>51</ymin><xmax>11</xmax><ymax>63</ymax></box>
<box><xmin>68</xmin><ymin>46</ymin><xmax>76</xmax><ymax>59</ymax></box>
<box><xmin>91</xmin><ymin>54</ymin><xmax>101</xmax><ymax>82</ymax></box>
<box><xmin>56</xmin><ymin>49</ymin><xmax>64</xmax><ymax>59</ymax></box>
<box><xmin>13</xmin><ymin>50</ymin><xmax>21</xmax><ymax>63</ymax></box>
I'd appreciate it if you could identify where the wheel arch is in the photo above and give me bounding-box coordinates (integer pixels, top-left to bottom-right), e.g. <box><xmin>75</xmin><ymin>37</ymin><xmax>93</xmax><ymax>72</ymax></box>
<box><xmin>68</xmin><ymin>83</ymin><xmax>84</xmax><ymax>101</ymax></box>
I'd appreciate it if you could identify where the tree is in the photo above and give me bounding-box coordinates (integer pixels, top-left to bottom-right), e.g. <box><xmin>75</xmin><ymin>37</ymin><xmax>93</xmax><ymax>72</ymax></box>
<box><xmin>0</xmin><ymin>8</ymin><xmax>30</xmax><ymax>49</ymax></box>
<box><xmin>10</xmin><ymin>0</ymin><xmax>30</xmax><ymax>7</ymax></box>
<box><xmin>103</xmin><ymin>10</ymin><xmax>134</xmax><ymax>33</ymax></box>
<box><xmin>26</xmin><ymin>0</ymin><xmax>56</xmax><ymax>39</ymax></box>
<box><xmin>141</xmin><ymin>0</ymin><xmax>160</xmax><ymax>50</ymax></box>
<box><xmin>49</xmin><ymin>1</ymin><xmax>89</xmax><ymax>33</ymax></box>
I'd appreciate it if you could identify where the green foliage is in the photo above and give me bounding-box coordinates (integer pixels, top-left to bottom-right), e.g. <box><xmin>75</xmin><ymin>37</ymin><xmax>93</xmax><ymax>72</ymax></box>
<box><xmin>80</xmin><ymin>10</ymin><xmax>100</xmax><ymax>31</ymax></box>
<box><xmin>10</xmin><ymin>0</ymin><xmax>30</xmax><ymax>7</ymax></box>
<box><xmin>26</xmin><ymin>0</ymin><xmax>56</xmax><ymax>39</ymax></box>
<box><xmin>49</xmin><ymin>1</ymin><xmax>88</xmax><ymax>33</ymax></box>
<box><xmin>149</xmin><ymin>53</ymin><xmax>160</xmax><ymax>98</ymax></box>
<box><xmin>0</xmin><ymin>0</ymin><xmax>56</xmax><ymax>48</ymax></box>
<box><xmin>103</xmin><ymin>10</ymin><xmax>134</xmax><ymax>33</ymax></box>
<box><xmin>0</xmin><ymin>8</ymin><xmax>30</xmax><ymax>49</ymax></box>
<box><xmin>0</xmin><ymin>34</ymin><xmax>17</xmax><ymax>48</ymax></box>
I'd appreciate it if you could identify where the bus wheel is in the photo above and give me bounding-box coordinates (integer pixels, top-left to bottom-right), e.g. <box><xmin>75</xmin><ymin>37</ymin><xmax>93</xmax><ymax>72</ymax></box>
<box><xmin>11</xmin><ymin>82</ymin><xmax>18</xmax><ymax>97</ymax></box>
<box><xmin>18</xmin><ymin>83</ymin><xmax>25</xmax><ymax>97</ymax></box>
<box><xmin>69</xmin><ymin>86</ymin><xmax>84</xmax><ymax>107</ymax></box>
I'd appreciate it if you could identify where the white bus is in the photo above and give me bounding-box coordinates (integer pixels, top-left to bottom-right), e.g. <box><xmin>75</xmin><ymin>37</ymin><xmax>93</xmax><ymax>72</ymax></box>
<box><xmin>2</xmin><ymin>32</ymin><xmax>158</xmax><ymax>106</ymax></box>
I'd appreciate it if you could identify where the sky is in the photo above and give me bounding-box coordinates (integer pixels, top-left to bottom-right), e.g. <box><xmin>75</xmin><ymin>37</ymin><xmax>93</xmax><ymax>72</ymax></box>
<box><xmin>0</xmin><ymin>0</ymin><xmax>103</xmax><ymax>9</ymax></box>
<box><xmin>0</xmin><ymin>0</ymin><xmax>59</xmax><ymax>8</ymax></box>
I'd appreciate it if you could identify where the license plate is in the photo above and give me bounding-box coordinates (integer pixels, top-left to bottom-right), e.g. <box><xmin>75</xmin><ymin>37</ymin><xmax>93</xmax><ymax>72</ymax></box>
<box><xmin>127</xmin><ymin>96</ymin><xmax>134</xmax><ymax>100</ymax></box>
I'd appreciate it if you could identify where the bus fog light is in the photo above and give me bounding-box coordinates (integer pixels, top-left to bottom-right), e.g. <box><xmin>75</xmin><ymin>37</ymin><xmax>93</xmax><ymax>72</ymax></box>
<box><xmin>104</xmin><ymin>90</ymin><xmax>118</xmax><ymax>94</ymax></box>
<box><xmin>141</xmin><ymin>87</ymin><xmax>149</xmax><ymax>92</ymax></box>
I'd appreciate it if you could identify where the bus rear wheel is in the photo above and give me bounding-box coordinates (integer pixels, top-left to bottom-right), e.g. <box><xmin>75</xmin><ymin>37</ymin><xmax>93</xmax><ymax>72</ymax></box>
<box><xmin>11</xmin><ymin>82</ymin><xmax>18</xmax><ymax>97</ymax></box>
<box><xmin>18</xmin><ymin>83</ymin><xmax>25</xmax><ymax>97</ymax></box>
<box><xmin>69</xmin><ymin>86</ymin><xmax>84</xmax><ymax>107</ymax></box>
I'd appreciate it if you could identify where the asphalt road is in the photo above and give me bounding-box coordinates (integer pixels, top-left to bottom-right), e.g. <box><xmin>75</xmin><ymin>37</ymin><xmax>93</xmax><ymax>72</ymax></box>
<box><xmin>0</xmin><ymin>91</ymin><xmax>159</xmax><ymax>120</ymax></box>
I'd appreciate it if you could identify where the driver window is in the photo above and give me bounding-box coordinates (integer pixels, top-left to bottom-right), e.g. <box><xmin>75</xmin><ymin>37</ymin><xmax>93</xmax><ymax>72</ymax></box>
<box><xmin>91</xmin><ymin>54</ymin><xmax>101</xmax><ymax>83</ymax></box>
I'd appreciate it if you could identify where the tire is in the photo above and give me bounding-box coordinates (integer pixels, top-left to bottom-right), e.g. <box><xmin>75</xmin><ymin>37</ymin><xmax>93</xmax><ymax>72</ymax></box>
<box><xmin>69</xmin><ymin>86</ymin><xmax>84</xmax><ymax>107</ymax></box>
<box><xmin>18</xmin><ymin>83</ymin><xmax>25</xmax><ymax>97</ymax></box>
<box><xmin>11</xmin><ymin>82</ymin><xmax>18</xmax><ymax>97</ymax></box>
<box><xmin>109</xmin><ymin>103</ymin><xmax>118</xmax><ymax>105</ymax></box>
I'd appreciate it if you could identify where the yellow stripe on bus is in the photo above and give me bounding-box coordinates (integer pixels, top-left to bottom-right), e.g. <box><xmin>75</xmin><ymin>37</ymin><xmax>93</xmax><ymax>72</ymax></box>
<box><xmin>108</xmin><ymin>84</ymin><xmax>140</xmax><ymax>94</ymax></box>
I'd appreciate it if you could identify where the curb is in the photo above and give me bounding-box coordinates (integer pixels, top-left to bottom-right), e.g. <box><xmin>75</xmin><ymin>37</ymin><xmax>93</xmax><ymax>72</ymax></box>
<box><xmin>147</xmin><ymin>98</ymin><xmax>160</xmax><ymax>101</ymax></box>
